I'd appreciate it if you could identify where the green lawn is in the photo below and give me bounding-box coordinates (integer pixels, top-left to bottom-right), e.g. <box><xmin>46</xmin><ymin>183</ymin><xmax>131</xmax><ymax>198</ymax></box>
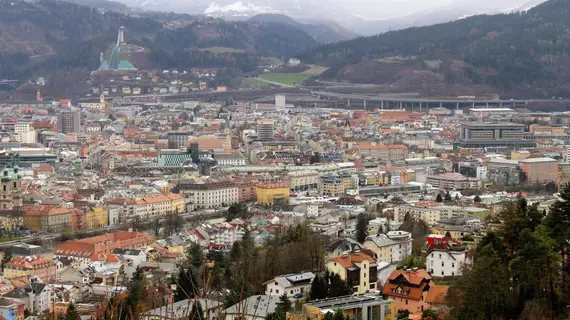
<box><xmin>198</xmin><ymin>47</ymin><xmax>245</xmax><ymax>54</ymax></box>
<box><xmin>242</xmin><ymin>78</ymin><xmax>271</xmax><ymax>88</ymax></box>
<box><xmin>260</xmin><ymin>73</ymin><xmax>311</xmax><ymax>85</ymax></box>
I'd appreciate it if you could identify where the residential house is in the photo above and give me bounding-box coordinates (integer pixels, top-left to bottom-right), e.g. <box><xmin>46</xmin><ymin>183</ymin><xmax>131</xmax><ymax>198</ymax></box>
<box><xmin>326</xmin><ymin>238</ymin><xmax>365</xmax><ymax>259</ymax></box>
<box><xmin>263</xmin><ymin>272</ymin><xmax>315</xmax><ymax>296</ymax></box>
<box><xmin>167</xmin><ymin>193</ymin><xmax>186</xmax><ymax>214</ymax></box>
<box><xmin>105</xmin><ymin>198</ymin><xmax>137</xmax><ymax>223</ymax></box>
<box><xmin>394</xmin><ymin>205</ymin><xmax>441</xmax><ymax>226</ymax></box>
<box><xmin>23</xmin><ymin>206</ymin><xmax>72</xmax><ymax>233</ymax></box>
<box><xmin>178</xmin><ymin>181</ymin><xmax>239</xmax><ymax>209</ymax></box>
<box><xmin>382</xmin><ymin>269</ymin><xmax>432</xmax><ymax>314</ymax></box>
<box><xmin>363</xmin><ymin>231</ymin><xmax>413</xmax><ymax>263</ymax></box>
<box><xmin>426</xmin><ymin>236</ymin><xmax>468</xmax><ymax>277</ymax></box>
<box><xmin>4</xmin><ymin>256</ymin><xmax>57</xmax><ymax>282</ymax></box>
<box><xmin>326</xmin><ymin>252</ymin><xmax>377</xmax><ymax>294</ymax></box>
<box><xmin>0</xmin><ymin>298</ymin><xmax>24</xmax><ymax>320</ymax></box>
<box><xmin>112</xmin><ymin>248</ymin><xmax>147</xmax><ymax>265</ymax></box>
<box><xmin>85</xmin><ymin>207</ymin><xmax>109</xmax><ymax>229</ymax></box>
<box><xmin>3</xmin><ymin>282</ymin><xmax>51</xmax><ymax>314</ymax></box>
<box><xmin>54</xmin><ymin>231</ymin><xmax>155</xmax><ymax>262</ymax></box>
<box><xmin>425</xmin><ymin>285</ymin><xmax>450</xmax><ymax>313</ymax></box>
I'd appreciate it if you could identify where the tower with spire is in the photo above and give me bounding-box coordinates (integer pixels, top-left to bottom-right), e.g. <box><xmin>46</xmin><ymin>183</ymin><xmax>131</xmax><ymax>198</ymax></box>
<box><xmin>343</xmin><ymin>119</ymin><xmax>353</xmax><ymax>139</ymax></box>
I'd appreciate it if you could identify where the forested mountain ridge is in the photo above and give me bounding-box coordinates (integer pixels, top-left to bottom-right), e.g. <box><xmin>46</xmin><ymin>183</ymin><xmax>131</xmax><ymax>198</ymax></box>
<box><xmin>248</xmin><ymin>14</ymin><xmax>357</xmax><ymax>43</ymax></box>
<box><xmin>0</xmin><ymin>0</ymin><xmax>317</xmax><ymax>80</ymax></box>
<box><xmin>298</xmin><ymin>0</ymin><xmax>570</xmax><ymax>98</ymax></box>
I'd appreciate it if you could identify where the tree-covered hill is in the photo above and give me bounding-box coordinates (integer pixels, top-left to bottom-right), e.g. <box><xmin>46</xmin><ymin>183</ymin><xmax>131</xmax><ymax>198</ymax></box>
<box><xmin>0</xmin><ymin>0</ymin><xmax>317</xmax><ymax>80</ymax></box>
<box><xmin>298</xmin><ymin>0</ymin><xmax>570</xmax><ymax>98</ymax></box>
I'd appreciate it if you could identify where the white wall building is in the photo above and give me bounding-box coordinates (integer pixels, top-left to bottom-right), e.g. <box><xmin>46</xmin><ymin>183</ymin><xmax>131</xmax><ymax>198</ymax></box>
<box><xmin>426</xmin><ymin>237</ymin><xmax>468</xmax><ymax>277</ymax></box>
<box><xmin>14</xmin><ymin>122</ymin><xmax>36</xmax><ymax>144</ymax></box>
<box><xmin>264</xmin><ymin>272</ymin><xmax>315</xmax><ymax>296</ymax></box>
<box><xmin>179</xmin><ymin>181</ymin><xmax>239</xmax><ymax>209</ymax></box>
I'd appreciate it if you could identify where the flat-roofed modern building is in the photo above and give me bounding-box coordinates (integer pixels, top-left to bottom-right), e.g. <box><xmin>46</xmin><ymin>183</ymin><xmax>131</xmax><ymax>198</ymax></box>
<box><xmin>519</xmin><ymin>157</ymin><xmax>559</xmax><ymax>183</ymax></box>
<box><xmin>458</xmin><ymin>122</ymin><xmax>536</xmax><ymax>148</ymax></box>
<box><xmin>288</xmin><ymin>294</ymin><xmax>395</xmax><ymax>320</ymax></box>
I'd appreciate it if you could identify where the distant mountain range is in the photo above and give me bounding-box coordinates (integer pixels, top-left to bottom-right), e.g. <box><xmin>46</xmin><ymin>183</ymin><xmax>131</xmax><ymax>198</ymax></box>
<box><xmin>107</xmin><ymin>0</ymin><xmax>548</xmax><ymax>35</ymax></box>
<box><xmin>247</xmin><ymin>14</ymin><xmax>357</xmax><ymax>43</ymax></box>
<box><xmin>0</xmin><ymin>0</ymin><xmax>318</xmax><ymax>81</ymax></box>
<box><xmin>298</xmin><ymin>0</ymin><xmax>570</xmax><ymax>98</ymax></box>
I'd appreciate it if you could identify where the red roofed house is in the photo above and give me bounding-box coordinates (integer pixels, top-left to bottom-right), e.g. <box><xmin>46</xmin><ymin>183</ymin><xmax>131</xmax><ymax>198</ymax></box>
<box><xmin>425</xmin><ymin>284</ymin><xmax>450</xmax><ymax>314</ymax></box>
<box><xmin>382</xmin><ymin>269</ymin><xmax>432</xmax><ymax>314</ymax></box>
<box><xmin>326</xmin><ymin>251</ymin><xmax>377</xmax><ymax>294</ymax></box>
<box><xmin>426</xmin><ymin>236</ymin><xmax>467</xmax><ymax>277</ymax></box>
<box><xmin>4</xmin><ymin>256</ymin><xmax>57</xmax><ymax>282</ymax></box>
<box><xmin>53</xmin><ymin>231</ymin><xmax>155</xmax><ymax>262</ymax></box>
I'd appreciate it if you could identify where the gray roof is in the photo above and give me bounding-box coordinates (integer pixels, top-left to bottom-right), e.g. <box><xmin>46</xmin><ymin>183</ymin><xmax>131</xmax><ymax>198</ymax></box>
<box><xmin>3</xmin><ymin>287</ymin><xmax>29</xmax><ymax>299</ymax></box>
<box><xmin>328</xmin><ymin>238</ymin><xmax>363</xmax><ymax>253</ymax></box>
<box><xmin>364</xmin><ymin>233</ymin><xmax>411</xmax><ymax>248</ymax></box>
<box><xmin>143</xmin><ymin>298</ymin><xmax>222</xmax><ymax>319</ymax></box>
<box><xmin>112</xmin><ymin>248</ymin><xmax>145</xmax><ymax>256</ymax></box>
<box><xmin>270</xmin><ymin>272</ymin><xmax>315</xmax><ymax>289</ymax></box>
<box><xmin>225</xmin><ymin>295</ymin><xmax>284</xmax><ymax>318</ymax></box>
<box><xmin>8</xmin><ymin>243</ymin><xmax>52</xmax><ymax>257</ymax></box>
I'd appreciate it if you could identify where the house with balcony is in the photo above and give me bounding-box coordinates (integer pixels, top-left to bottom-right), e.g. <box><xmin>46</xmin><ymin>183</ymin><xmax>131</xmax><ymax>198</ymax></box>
<box><xmin>326</xmin><ymin>251</ymin><xmax>377</xmax><ymax>294</ymax></box>
<box><xmin>382</xmin><ymin>269</ymin><xmax>447</xmax><ymax>315</ymax></box>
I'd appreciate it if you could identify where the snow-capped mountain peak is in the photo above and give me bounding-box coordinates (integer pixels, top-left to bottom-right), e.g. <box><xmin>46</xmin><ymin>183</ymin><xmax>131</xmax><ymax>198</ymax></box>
<box><xmin>204</xmin><ymin>1</ymin><xmax>275</xmax><ymax>16</ymax></box>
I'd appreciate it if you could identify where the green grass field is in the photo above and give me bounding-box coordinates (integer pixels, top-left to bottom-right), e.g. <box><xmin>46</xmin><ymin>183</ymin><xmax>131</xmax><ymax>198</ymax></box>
<box><xmin>198</xmin><ymin>47</ymin><xmax>245</xmax><ymax>54</ymax></box>
<box><xmin>242</xmin><ymin>78</ymin><xmax>271</xmax><ymax>88</ymax></box>
<box><xmin>260</xmin><ymin>73</ymin><xmax>310</xmax><ymax>85</ymax></box>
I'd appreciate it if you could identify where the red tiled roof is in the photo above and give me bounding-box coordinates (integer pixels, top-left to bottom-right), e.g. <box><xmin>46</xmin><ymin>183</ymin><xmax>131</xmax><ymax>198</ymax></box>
<box><xmin>329</xmin><ymin>252</ymin><xmax>375</xmax><ymax>269</ymax></box>
<box><xmin>383</xmin><ymin>282</ymin><xmax>427</xmax><ymax>301</ymax></box>
<box><xmin>426</xmin><ymin>285</ymin><xmax>449</xmax><ymax>304</ymax></box>
<box><xmin>386</xmin><ymin>269</ymin><xmax>432</xmax><ymax>286</ymax></box>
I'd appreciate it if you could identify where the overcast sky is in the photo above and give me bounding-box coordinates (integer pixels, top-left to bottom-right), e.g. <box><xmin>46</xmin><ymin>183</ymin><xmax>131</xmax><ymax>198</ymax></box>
<box><xmin>329</xmin><ymin>0</ymin><xmax>546</xmax><ymax>20</ymax></box>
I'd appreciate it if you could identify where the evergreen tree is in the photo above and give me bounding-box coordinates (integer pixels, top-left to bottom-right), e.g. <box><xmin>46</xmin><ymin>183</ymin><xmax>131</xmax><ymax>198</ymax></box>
<box><xmin>435</xmin><ymin>194</ymin><xmax>443</xmax><ymax>203</ymax></box>
<box><xmin>189</xmin><ymin>300</ymin><xmax>204</xmax><ymax>320</ymax></box>
<box><xmin>174</xmin><ymin>267</ymin><xmax>200</xmax><ymax>301</ymax></box>
<box><xmin>66</xmin><ymin>302</ymin><xmax>80</xmax><ymax>320</ymax></box>
<box><xmin>132</xmin><ymin>265</ymin><xmax>144</xmax><ymax>282</ymax></box>
<box><xmin>309</xmin><ymin>274</ymin><xmax>328</xmax><ymax>300</ymax></box>
<box><xmin>0</xmin><ymin>250</ymin><xmax>12</xmax><ymax>271</ymax></box>
<box><xmin>473</xmin><ymin>195</ymin><xmax>481</xmax><ymax>203</ymax></box>
<box><xmin>272</xmin><ymin>294</ymin><xmax>292</xmax><ymax>320</ymax></box>
<box><xmin>444</xmin><ymin>191</ymin><xmax>452</xmax><ymax>202</ymax></box>
<box><xmin>189</xmin><ymin>243</ymin><xmax>204</xmax><ymax>269</ymax></box>
<box><xmin>356</xmin><ymin>213</ymin><xmax>369</xmax><ymax>243</ymax></box>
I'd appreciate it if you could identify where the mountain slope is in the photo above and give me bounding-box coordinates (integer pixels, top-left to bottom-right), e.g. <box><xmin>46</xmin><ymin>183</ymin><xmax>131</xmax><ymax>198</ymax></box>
<box><xmin>0</xmin><ymin>0</ymin><xmax>317</xmax><ymax>80</ymax></box>
<box><xmin>248</xmin><ymin>14</ymin><xmax>357</xmax><ymax>43</ymax></box>
<box><xmin>298</xmin><ymin>0</ymin><xmax>570</xmax><ymax>98</ymax></box>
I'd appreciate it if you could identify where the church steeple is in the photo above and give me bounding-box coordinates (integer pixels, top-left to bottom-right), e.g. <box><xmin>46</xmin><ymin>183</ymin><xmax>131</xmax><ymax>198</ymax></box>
<box><xmin>343</xmin><ymin>119</ymin><xmax>352</xmax><ymax>138</ymax></box>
